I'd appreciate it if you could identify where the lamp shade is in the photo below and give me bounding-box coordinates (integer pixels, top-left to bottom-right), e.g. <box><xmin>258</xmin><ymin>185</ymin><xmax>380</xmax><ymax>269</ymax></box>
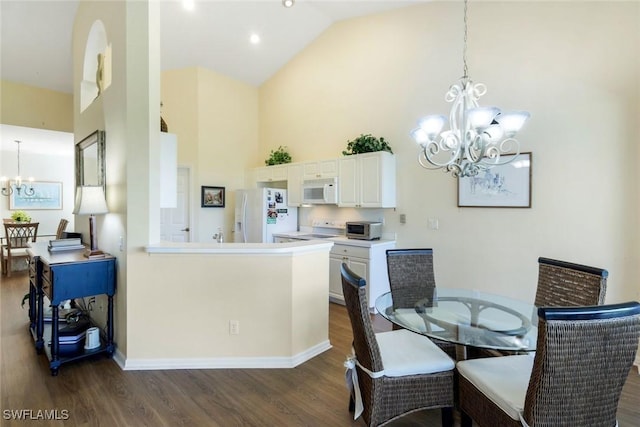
<box><xmin>73</xmin><ymin>185</ymin><xmax>108</xmax><ymax>215</ymax></box>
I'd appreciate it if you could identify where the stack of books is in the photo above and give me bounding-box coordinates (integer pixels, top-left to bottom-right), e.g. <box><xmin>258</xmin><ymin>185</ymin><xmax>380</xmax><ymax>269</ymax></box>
<box><xmin>48</xmin><ymin>238</ymin><xmax>85</xmax><ymax>252</ymax></box>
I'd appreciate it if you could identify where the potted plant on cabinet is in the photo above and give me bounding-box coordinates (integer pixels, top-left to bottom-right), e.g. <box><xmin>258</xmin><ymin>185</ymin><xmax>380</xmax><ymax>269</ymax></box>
<box><xmin>342</xmin><ymin>134</ymin><xmax>393</xmax><ymax>156</ymax></box>
<box><xmin>264</xmin><ymin>146</ymin><xmax>292</xmax><ymax>166</ymax></box>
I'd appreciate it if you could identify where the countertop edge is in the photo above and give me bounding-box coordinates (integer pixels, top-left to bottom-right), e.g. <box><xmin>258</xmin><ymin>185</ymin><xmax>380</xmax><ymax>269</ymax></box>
<box><xmin>145</xmin><ymin>240</ymin><xmax>334</xmax><ymax>255</ymax></box>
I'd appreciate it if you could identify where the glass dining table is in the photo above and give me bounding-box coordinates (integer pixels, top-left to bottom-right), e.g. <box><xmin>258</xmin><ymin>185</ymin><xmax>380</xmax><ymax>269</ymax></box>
<box><xmin>375</xmin><ymin>288</ymin><xmax>538</xmax><ymax>359</ymax></box>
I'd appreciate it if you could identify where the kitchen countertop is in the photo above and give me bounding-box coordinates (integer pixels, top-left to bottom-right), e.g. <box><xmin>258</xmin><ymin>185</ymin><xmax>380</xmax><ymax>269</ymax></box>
<box><xmin>273</xmin><ymin>231</ymin><xmax>396</xmax><ymax>248</ymax></box>
<box><xmin>145</xmin><ymin>240</ymin><xmax>334</xmax><ymax>255</ymax></box>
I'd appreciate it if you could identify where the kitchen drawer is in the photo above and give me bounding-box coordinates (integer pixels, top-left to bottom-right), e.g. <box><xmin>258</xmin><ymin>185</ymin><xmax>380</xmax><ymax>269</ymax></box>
<box><xmin>330</xmin><ymin>244</ymin><xmax>370</xmax><ymax>259</ymax></box>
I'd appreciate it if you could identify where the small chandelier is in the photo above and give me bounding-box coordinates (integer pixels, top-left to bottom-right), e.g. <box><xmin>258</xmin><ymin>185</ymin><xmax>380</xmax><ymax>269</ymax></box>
<box><xmin>410</xmin><ymin>0</ymin><xmax>530</xmax><ymax>178</ymax></box>
<box><xmin>1</xmin><ymin>140</ymin><xmax>35</xmax><ymax>197</ymax></box>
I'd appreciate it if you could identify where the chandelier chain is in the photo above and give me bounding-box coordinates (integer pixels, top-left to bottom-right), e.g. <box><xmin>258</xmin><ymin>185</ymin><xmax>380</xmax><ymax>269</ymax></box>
<box><xmin>463</xmin><ymin>0</ymin><xmax>468</xmax><ymax>78</ymax></box>
<box><xmin>17</xmin><ymin>141</ymin><xmax>22</xmax><ymax>177</ymax></box>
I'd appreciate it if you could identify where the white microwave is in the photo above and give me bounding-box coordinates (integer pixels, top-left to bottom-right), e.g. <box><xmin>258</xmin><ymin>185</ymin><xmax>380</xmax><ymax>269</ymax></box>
<box><xmin>302</xmin><ymin>177</ymin><xmax>338</xmax><ymax>204</ymax></box>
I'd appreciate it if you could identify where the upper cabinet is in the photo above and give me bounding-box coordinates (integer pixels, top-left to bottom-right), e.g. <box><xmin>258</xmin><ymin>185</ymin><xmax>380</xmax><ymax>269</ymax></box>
<box><xmin>302</xmin><ymin>159</ymin><xmax>338</xmax><ymax>180</ymax></box>
<box><xmin>250</xmin><ymin>152</ymin><xmax>396</xmax><ymax>208</ymax></box>
<box><xmin>255</xmin><ymin>165</ymin><xmax>288</xmax><ymax>183</ymax></box>
<box><xmin>338</xmin><ymin>152</ymin><xmax>396</xmax><ymax>208</ymax></box>
<box><xmin>287</xmin><ymin>164</ymin><xmax>303</xmax><ymax>207</ymax></box>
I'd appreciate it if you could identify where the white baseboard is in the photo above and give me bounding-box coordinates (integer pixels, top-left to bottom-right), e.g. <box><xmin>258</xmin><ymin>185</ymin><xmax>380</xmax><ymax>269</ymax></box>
<box><xmin>119</xmin><ymin>340</ymin><xmax>332</xmax><ymax>371</ymax></box>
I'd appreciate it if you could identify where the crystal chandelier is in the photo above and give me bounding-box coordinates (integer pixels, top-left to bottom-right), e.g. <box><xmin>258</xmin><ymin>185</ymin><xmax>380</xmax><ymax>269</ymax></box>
<box><xmin>410</xmin><ymin>0</ymin><xmax>530</xmax><ymax>178</ymax></box>
<box><xmin>1</xmin><ymin>140</ymin><xmax>35</xmax><ymax>197</ymax></box>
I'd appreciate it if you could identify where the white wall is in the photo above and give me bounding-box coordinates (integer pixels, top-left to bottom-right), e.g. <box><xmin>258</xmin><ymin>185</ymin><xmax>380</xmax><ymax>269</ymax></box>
<box><xmin>259</xmin><ymin>1</ymin><xmax>640</xmax><ymax>304</ymax></box>
<box><xmin>0</xmin><ymin>125</ymin><xmax>75</xmax><ymax>236</ymax></box>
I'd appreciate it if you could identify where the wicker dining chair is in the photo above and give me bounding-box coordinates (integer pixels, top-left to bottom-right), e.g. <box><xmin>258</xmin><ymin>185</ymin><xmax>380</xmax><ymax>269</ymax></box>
<box><xmin>477</xmin><ymin>257</ymin><xmax>609</xmax><ymax>359</ymax></box>
<box><xmin>386</xmin><ymin>248</ymin><xmax>457</xmax><ymax>359</ymax></box>
<box><xmin>341</xmin><ymin>263</ymin><xmax>455</xmax><ymax>427</ymax></box>
<box><xmin>457</xmin><ymin>301</ymin><xmax>640</xmax><ymax>427</ymax></box>
<box><xmin>1</xmin><ymin>222</ymin><xmax>39</xmax><ymax>277</ymax></box>
<box><xmin>535</xmin><ymin>257</ymin><xmax>607</xmax><ymax>307</ymax></box>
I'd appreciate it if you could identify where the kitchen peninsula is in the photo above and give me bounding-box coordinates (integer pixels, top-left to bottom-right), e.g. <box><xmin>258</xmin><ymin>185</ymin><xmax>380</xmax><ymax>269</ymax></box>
<box><xmin>126</xmin><ymin>240</ymin><xmax>333</xmax><ymax>370</ymax></box>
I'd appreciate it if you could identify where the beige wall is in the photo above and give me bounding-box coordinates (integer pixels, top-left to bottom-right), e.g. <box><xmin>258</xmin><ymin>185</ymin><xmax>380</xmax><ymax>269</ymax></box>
<box><xmin>259</xmin><ymin>1</ymin><xmax>640</xmax><ymax>304</ymax></box>
<box><xmin>73</xmin><ymin>0</ymin><xmax>162</xmax><ymax>357</ymax></box>
<box><xmin>125</xmin><ymin>249</ymin><xmax>329</xmax><ymax>362</ymax></box>
<box><xmin>161</xmin><ymin>67</ymin><xmax>260</xmax><ymax>242</ymax></box>
<box><xmin>0</xmin><ymin>80</ymin><xmax>73</xmax><ymax>132</ymax></box>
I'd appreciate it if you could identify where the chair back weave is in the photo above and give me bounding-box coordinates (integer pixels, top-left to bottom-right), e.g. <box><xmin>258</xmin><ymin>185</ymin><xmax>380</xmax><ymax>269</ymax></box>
<box><xmin>523</xmin><ymin>302</ymin><xmax>640</xmax><ymax>426</ymax></box>
<box><xmin>341</xmin><ymin>263</ymin><xmax>383</xmax><ymax>374</ymax></box>
<box><xmin>386</xmin><ymin>248</ymin><xmax>436</xmax><ymax>310</ymax></box>
<box><xmin>535</xmin><ymin>257</ymin><xmax>607</xmax><ymax>307</ymax></box>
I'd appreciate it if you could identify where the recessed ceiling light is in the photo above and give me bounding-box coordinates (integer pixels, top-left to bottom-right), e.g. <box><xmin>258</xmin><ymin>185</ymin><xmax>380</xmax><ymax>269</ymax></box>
<box><xmin>250</xmin><ymin>33</ymin><xmax>261</xmax><ymax>45</ymax></box>
<box><xmin>183</xmin><ymin>0</ymin><xmax>195</xmax><ymax>11</ymax></box>
<box><xmin>282</xmin><ymin>0</ymin><xmax>295</xmax><ymax>8</ymax></box>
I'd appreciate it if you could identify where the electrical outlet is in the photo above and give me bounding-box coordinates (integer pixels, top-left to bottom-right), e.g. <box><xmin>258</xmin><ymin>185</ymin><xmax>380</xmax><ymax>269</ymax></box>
<box><xmin>229</xmin><ymin>320</ymin><xmax>240</xmax><ymax>335</ymax></box>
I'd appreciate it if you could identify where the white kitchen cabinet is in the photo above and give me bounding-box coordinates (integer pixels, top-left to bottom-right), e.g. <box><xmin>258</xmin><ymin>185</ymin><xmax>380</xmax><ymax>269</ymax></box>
<box><xmin>287</xmin><ymin>163</ymin><xmax>303</xmax><ymax>207</ymax></box>
<box><xmin>329</xmin><ymin>240</ymin><xmax>396</xmax><ymax>310</ymax></box>
<box><xmin>338</xmin><ymin>151</ymin><xmax>396</xmax><ymax>208</ymax></box>
<box><xmin>255</xmin><ymin>165</ymin><xmax>288</xmax><ymax>183</ymax></box>
<box><xmin>303</xmin><ymin>159</ymin><xmax>338</xmax><ymax>180</ymax></box>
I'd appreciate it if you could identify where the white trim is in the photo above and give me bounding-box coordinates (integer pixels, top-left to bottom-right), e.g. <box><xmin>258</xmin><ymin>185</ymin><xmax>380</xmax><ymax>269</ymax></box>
<box><xmin>120</xmin><ymin>340</ymin><xmax>332</xmax><ymax>371</ymax></box>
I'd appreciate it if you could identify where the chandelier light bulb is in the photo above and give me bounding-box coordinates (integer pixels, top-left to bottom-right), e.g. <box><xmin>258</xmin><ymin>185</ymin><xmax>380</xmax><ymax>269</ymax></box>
<box><xmin>467</xmin><ymin>106</ymin><xmax>500</xmax><ymax>131</ymax></box>
<box><xmin>418</xmin><ymin>115</ymin><xmax>447</xmax><ymax>138</ymax></box>
<box><xmin>410</xmin><ymin>128</ymin><xmax>429</xmax><ymax>146</ymax></box>
<box><xmin>483</xmin><ymin>124</ymin><xmax>504</xmax><ymax>143</ymax></box>
<box><xmin>496</xmin><ymin>111</ymin><xmax>530</xmax><ymax>136</ymax></box>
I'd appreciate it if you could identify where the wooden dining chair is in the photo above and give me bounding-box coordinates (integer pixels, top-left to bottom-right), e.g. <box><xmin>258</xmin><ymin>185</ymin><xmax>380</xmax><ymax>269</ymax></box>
<box><xmin>55</xmin><ymin>218</ymin><xmax>69</xmax><ymax>239</ymax></box>
<box><xmin>341</xmin><ymin>263</ymin><xmax>455</xmax><ymax>427</ymax></box>
<box><xmin>386</xmin><ymin>248</ymin><xmax>457</xmax><ymax>359</ymax></box>
<box><xmin>1</xmin><ymin>222</ymin><xmax>39</xmax><ymax>277</ymax></box>
<box><xmin>457</xmin><ymin>301</ymin><xmax>640</xmax><ymax>427</ymax></box>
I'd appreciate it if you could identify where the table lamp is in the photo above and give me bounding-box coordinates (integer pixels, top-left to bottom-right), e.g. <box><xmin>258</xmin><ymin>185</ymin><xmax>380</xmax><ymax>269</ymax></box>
<box><xmin>73</xmin><ymin>185</ymin><xmax>109</xmax><ymax>258</ymax></box>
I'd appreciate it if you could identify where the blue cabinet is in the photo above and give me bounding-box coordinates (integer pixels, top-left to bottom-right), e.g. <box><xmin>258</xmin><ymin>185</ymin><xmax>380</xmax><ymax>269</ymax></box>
<box><xmin>27</xmin><ymin>242</ymin><xmax>116</xmax><ymax>375</ymax></box>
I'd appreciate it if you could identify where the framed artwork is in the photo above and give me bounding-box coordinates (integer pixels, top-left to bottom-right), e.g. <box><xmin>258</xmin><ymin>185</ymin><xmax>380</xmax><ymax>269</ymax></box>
<box><xmin>201</xmin><ymin>186</ymin><xmax>225</xmax><ymax>208</ymax></box>
<box><xmin>457</xmin><ymin>152</ymin><xmax>532</xmax><ymax>208</ymax></box>
<box><xmin>9</xmin><ymin>181</ymin><xmax>63</xmax><ymax>210</ymax></box>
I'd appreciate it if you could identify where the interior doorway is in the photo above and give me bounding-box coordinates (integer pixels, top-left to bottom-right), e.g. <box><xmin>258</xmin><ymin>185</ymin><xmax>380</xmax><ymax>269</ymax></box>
<box><xmin>160</xmin><ymin>166</ymin><xmax>190</xmax><ymax>242</ymax></box>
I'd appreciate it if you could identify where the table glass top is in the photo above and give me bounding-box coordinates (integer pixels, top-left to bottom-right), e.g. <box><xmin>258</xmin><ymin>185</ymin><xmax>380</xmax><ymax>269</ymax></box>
<box><xmin>375</xmin><ymin>288</ymin><xmax>538</xmax><ymax>352</ymax></box>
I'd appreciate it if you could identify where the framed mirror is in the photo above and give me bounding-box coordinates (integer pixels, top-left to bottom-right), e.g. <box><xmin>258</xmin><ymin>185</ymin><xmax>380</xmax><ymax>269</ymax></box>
<box><xmin>75</xmin><ymin>130</ymin><xmax>106</xmax><ymax>194</ymax></box>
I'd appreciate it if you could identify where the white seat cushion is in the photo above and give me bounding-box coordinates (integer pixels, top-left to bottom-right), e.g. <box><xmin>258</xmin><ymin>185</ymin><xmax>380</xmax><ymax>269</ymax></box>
<box><xmin>375</xmin><ymin>329</ymin><xmax>454</xmax><ymax>377</ymax></box>
<box><xmin>457</xmin><ymin>355</ymin><xmax>533</xmax><ymax>421</ymax></box>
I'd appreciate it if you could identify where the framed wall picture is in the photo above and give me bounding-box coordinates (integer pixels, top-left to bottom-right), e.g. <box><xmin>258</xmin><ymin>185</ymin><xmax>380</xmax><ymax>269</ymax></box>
<box><xmin>457</xmin><ymin>153</ymin><xmax>532</xmax><ymax>208</ymax></box>
<box><xmin>9</xmin><ymin>181</ymin><xmax>63</xmax><ymax>210</ymax></box>
<box><xmin>201</xmin><ymin>186</ymin><xmax>225</xmax><ymax>208</ymax></box>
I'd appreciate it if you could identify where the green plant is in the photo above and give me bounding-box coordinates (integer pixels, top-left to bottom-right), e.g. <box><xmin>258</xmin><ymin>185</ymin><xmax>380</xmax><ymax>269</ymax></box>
<box><xmin>342</xmin><ymin>134</ymin><xmax>393</xmax><ymax>156</ymax></box>
<box><xmin>11</xmin><ymin>210</ymin><xmax>31</xmax><ymax>222</ymax></box>
<box><xmin>265</xmin><ymin>146</ymin><xmax>292</xmax><ymax>166</ymax></box>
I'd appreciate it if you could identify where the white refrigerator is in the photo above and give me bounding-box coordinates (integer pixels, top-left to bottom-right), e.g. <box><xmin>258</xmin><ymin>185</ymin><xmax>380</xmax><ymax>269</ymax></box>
<box><xmin>234</xmin><ymin>188</ymin><xmax>298</xmax><ymax>243</ymax></box>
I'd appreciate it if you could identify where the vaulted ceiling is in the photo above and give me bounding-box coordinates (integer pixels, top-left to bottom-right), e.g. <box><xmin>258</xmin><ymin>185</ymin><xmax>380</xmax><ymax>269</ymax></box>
<box><xmin>0</xmin><ymin>0</ymin><xmax>421</xmax><ymax>94</ymax></box>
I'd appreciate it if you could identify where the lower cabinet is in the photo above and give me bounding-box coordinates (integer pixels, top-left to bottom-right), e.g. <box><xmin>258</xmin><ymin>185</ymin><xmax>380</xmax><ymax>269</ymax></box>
<box><xmin>329</xmin><ymin>240</ymin><xmax>396</xmax><ymax>311</ymax></box>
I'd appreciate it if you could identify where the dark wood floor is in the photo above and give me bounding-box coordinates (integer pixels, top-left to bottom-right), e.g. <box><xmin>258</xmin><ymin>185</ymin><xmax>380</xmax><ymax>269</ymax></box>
<box><xmin>1</xmin><ymin>271</ymin><xmax>638</xmax><ymax>426</ymax></box>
